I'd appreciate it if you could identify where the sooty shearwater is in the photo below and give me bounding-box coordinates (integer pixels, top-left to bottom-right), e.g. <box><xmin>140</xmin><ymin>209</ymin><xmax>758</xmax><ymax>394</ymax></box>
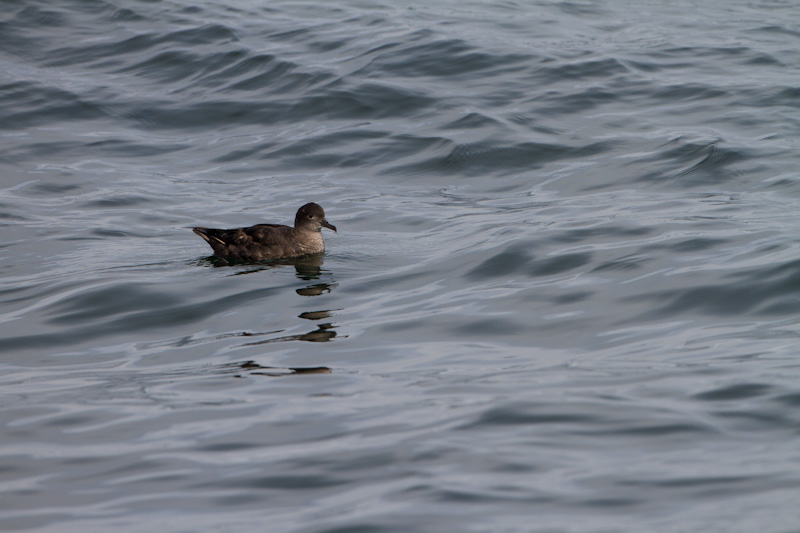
<box><xmin>193</xmin><ymin>202</ymin><xmax>336</xmax><ymax>261</ymax></box>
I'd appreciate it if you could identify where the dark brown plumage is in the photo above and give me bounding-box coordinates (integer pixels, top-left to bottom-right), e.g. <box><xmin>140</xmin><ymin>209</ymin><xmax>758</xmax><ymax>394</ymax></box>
<box><xmin>193</xmin><ymin>203</ymin><xmax>336</xmax><ymax>261</ymax></box>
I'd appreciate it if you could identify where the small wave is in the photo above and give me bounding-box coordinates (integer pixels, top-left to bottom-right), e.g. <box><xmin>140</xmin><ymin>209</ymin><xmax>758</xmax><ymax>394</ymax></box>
<box><xmin>628</xmin><ymin>258</ymin><xmax>800</xmax><ymax>318</ymax></box>
<box><xmin>388</xmin><ymin>139</ymin><xmax>613</xmax><ymax>177</ymax></box>
<box><xmin>0</xmin><ymin>82</ymin><xmax>106</xmax><ymax>130</ymax></box>
<box><xmin>355</xmin><ymin>37</ymin><xmax>531</xmax><ymax>79</ymax></box>
<box><xmin>45</xmin><ymin>24</ymin><xmax>239</xmax><ymax>68</ymax></box>
<box><xmin>634</xmin><ymin>136</ymin><xmax>751</xmax><ymax>187</ymax></box>
<box><xmin>465</xmin><ymin>241</ymin><xmax>592</xmax><ymax>280</ymax></box>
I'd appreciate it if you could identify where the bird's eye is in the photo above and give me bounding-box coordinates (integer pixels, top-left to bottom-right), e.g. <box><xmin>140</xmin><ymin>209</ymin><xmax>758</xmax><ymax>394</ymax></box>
<box><xmin>307</xmin><ymin>214</ymin><xmax>313</xmax><ymax>218</ymax></box>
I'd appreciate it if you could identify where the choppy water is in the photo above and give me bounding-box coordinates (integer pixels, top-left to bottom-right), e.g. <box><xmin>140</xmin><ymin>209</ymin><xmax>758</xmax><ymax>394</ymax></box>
<box><xmin>2</xmin><ymin>0</ymin><xmax>800</xmax><ymax>531</ymax></box>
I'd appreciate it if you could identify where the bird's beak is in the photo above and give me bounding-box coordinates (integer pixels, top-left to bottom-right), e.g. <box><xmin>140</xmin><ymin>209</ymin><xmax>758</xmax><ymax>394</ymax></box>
<box><xmin>322</xmin><ymin>220</ymin><xmax>337</xmax><ymax>232</ymax></box>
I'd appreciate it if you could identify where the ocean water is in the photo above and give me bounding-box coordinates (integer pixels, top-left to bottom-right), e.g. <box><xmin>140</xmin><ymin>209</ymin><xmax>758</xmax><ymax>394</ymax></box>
<box><xmin>2</xmin><ymin>0</ymin><xmax>800</xmax><ymax>531</ymax></box>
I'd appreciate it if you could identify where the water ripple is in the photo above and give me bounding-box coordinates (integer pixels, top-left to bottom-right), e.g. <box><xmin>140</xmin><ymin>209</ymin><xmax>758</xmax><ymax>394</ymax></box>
<box><xmin>2</xmin><ymin>0</ymin><xmax>800</xmax><ymax>531</ymax></box>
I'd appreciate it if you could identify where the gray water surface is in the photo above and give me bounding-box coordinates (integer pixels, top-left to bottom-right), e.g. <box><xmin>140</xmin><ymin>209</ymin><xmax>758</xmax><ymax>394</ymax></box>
<box><xmin>2</xmin><ymin>0</ymin><xmax>800</xmax><ymax>531</ymax></box>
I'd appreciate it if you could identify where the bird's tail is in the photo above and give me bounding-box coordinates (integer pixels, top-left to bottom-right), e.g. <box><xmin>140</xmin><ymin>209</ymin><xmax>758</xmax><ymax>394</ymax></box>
<box><xmin>192</xmin><ymin>227</ymin><xmax>226</xmax><ymax>245</ymax></box>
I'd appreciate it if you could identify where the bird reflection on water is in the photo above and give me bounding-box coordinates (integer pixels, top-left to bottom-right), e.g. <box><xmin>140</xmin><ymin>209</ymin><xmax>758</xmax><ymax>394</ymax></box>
<box><xmin>199</xmin><ymin>252</ymin><xmax>331</xmax><ymax>280</ymax></box>
<box><xmin>198</xmin><ymin>252</ymin><xmax>341</xmax><ymax>357</ymax></box>
<box><xmin>219</xmin><ymin>322</ymin><xmax>338</xmax><ymax>345</ymax></box>
<box><xmin>223</xmin><ymin>360</ymin><xmax>332</xmax><ymax>378</ymax></box>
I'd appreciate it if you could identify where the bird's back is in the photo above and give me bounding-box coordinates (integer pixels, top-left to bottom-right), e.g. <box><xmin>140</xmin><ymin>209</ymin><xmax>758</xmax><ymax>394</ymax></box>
<box><xmin>193</xmin><ymin>223</ymin><xmax>323</xmax><ymax>261</ymax></box>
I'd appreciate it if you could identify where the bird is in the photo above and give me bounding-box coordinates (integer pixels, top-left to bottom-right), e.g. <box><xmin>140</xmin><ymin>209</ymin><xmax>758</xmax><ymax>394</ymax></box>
<box><xmin>192</xmin><ymin>202</ymin><xmax>336</xmax><ymax>261</ymax></box>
